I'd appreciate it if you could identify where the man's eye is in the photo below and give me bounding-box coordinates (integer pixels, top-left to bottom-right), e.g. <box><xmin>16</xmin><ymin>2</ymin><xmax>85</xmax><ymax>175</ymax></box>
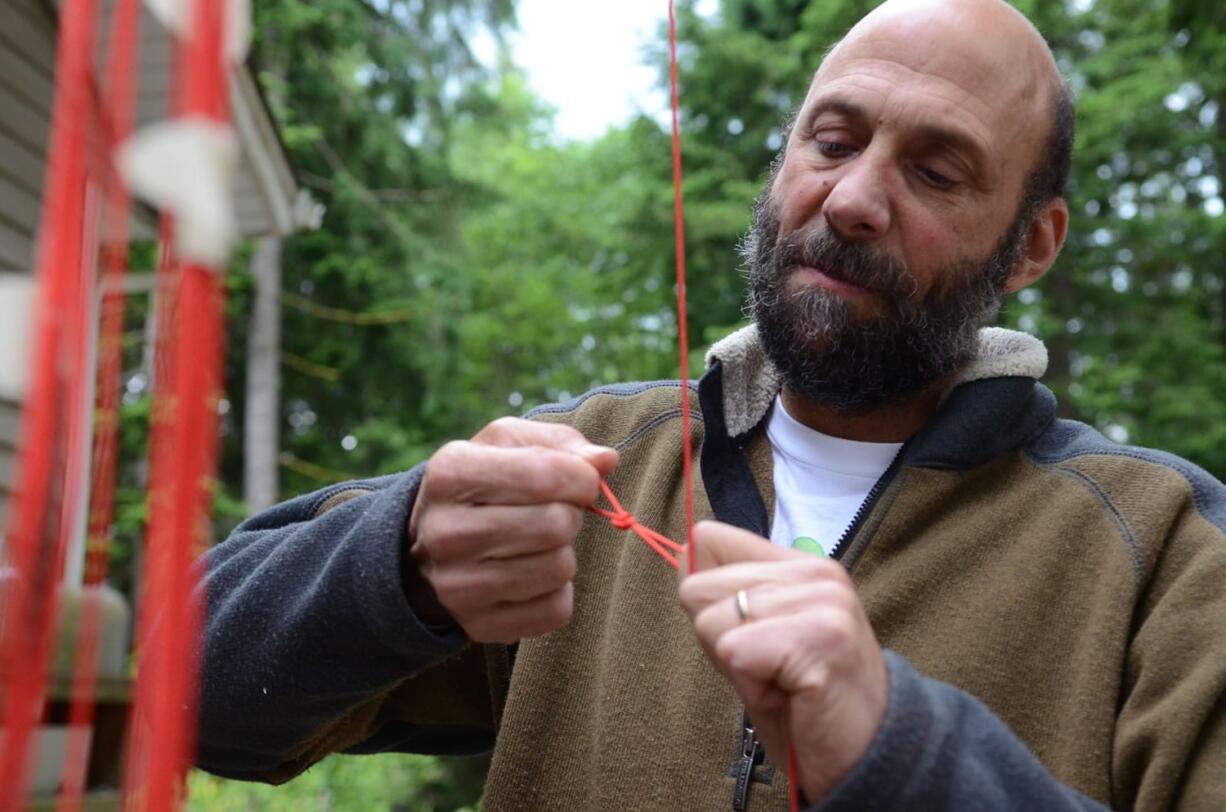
<box><xmin>918</xmin><ymin>166</ymin><xmax>955</xmax><ymax>189</ymax></box>
<box><xmin>816</xmin><ymin>140</ymin><xmax>857</xmax><ymax>158</ymax></box>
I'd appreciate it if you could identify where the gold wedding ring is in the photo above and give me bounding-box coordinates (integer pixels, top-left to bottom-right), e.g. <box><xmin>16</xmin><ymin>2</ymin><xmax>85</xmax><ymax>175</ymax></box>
<box><xmin>734</xmin><ymin>589</ymin><xmax>752</xmax><ymax>623</ymax></box>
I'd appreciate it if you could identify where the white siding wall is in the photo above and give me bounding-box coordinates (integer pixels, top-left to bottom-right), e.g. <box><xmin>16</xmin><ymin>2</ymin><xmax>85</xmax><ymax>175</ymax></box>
<box><xmin>0</xmin><ymin>398</ymin><xmax>18</xmax><ymax>531</ymax></box>
<box><xmin>0</xmin><ymin>0</ymin><xmax>54</xmax><ymax>531</ymax></box>
<box><xmin>0</xmin><ymin>0</ymin><xmax>54</xmax><ymax>275</ymax></box>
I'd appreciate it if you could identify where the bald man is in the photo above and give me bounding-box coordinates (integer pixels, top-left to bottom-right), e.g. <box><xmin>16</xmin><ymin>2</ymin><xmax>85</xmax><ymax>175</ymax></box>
<box><xmin>198</xmin><ymin>1</ymin><xmax>1226</xmax><ymax>809</ymax></box>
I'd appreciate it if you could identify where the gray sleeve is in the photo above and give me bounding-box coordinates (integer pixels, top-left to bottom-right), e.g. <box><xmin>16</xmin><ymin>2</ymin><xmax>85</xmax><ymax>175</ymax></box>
<box><xmin>810</xmin><ymin>652</ymin><xmax>1110</xmax><ymax>811</ymax></box>
<box><xmin>195</xmin><ymin>467</ymin><xmax>474</xmax><ymax>780</ymax></box>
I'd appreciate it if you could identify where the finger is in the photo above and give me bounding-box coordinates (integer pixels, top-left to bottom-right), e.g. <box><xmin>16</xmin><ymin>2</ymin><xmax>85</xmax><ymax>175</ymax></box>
<box><xmin>716</xmin><ymin>609</ymin><xmax>871</xmax><ymax>694</ymax></box>
<box><xmin>424</xmin><ymin>442</ymin><xmax>606</xmax><ymax>506</ymax></box>
<box><xmin>680</xmin><ymin>520</ymin><xmax>814</xmax><ymax>573</ymax></box>
<box><xmin>678</xmin><ymin>557</ymin><xmax>848</xmax><ymax>617</ymax></box>
<box><xmin>434</xmin><ymin>545</ymin><xmax>577</xmax><ymax>608</ymax></box>
<box><xmin>694</xmin><ymin>613</ymin><xmax>804</xmax><ymax>717</ymax></box>
<box><xmin>707</xmin><ymin>611</ymin><xmax>838</xmax><ymax>716</ymax></box>
<box><xmin>414</xmin><ymin>502</ymin><xmax>583</xmax><ymax>562</ymax></box>
<box><xmin>715</xmin><ymin>609</ymin><xmax>888</xmax><ymax>779</ymax></box>
<box><xmin>473</xmin><ymin>417</ymin><xmax>619</xmax><ymax>476</ymax></box>
<box><xmin>464</xmin><ymin>583</ymin><xmax>574</xmax><ymax>644</ymax></box>
<box><xmin>689</xmin><ymin>580</ymin><xmax>854</xmax><ymax>646</ymax></box>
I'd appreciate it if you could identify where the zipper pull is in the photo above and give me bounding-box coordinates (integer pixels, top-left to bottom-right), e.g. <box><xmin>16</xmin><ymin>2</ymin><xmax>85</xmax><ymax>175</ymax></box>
<box><xmin>732</xmin><ymin>718</ymin><xmax>759</xmax><ymax>811</ymax></box>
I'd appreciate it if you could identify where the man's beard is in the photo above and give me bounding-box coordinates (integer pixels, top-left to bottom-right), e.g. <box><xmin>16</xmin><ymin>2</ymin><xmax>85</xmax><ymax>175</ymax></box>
<box><xmin>743</xmin><ymin>195</ymin><xmax>1031</xmax><ymax>414</ymax></box>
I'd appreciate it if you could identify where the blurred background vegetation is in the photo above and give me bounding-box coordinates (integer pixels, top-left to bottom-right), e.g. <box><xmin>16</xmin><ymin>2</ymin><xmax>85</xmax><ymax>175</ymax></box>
<box><xmin>106</xmin><ymin>0</ymin><xmax>1223</xmax><ymax>807</ymax></box>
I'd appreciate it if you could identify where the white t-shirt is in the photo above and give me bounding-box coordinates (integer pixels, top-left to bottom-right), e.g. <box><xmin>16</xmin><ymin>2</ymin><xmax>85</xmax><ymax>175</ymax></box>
<box><xmin>766</xmin><ymin>396</ymin><xmax>903</xmax><ymax>557</ymax></box>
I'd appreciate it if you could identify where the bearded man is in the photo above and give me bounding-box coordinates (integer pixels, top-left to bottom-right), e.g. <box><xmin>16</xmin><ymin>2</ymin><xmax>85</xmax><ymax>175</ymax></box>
<box><xmin>197</xmin><ymin>0</ymin><xmax>1226</xmax><ymax>809</ymax></box>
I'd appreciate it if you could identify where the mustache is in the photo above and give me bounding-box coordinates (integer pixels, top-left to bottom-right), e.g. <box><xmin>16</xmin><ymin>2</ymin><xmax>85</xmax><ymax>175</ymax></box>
<box><xmin>775</xmin><ymin>229</ymin><xmax>918</xmax><ymax>301</ymax></box>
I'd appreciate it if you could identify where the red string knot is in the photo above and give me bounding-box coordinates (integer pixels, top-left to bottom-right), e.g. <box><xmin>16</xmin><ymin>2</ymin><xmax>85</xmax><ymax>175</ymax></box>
<box><xmin>587</xmin><ymin>479</ymin><xmax>686</xmax><ymax>570</ymax></box>
<box><xmin>609</xmin><ymin>511</ymin><xmax>636</xmax><ymax>531</ymax></box>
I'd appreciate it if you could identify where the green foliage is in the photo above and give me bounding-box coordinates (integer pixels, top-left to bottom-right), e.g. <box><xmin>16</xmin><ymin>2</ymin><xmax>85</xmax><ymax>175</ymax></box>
<box><xmin>187</xmin><ymin>753</ymin><xmax>487</xmax><ymax>811</ymax></box>
<box><xmin>227</xmin><ymin>0</ymin><xmax>518</xmax><ymax>499</ymax></box>
<box><xmin>446</xmin><ymin>78</ymin><xmax>679</xmax><ymax>418</ymax></box>
<box><xmin>1014</xmin><ymin>0</ymin><xmax>1226</xmax><ymax>476</ymax></box>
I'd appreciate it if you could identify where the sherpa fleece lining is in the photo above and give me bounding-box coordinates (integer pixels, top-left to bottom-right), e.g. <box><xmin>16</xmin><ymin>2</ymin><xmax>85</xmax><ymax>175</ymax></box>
<box><xmin>705</xmin><ymin>324</ymin><xmax>1049</xmax><ymax>438</ymax></box>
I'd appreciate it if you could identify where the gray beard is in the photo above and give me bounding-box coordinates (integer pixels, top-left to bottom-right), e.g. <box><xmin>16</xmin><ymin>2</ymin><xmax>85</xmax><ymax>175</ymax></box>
<box><xmin>742</xmin><ymin>196</ymin><xmax>1029</xmax><ymax>414</ymax></box>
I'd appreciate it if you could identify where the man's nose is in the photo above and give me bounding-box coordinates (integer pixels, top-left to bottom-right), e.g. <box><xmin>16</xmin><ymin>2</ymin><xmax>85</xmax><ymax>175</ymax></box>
<box><xmin>822</xmin><ymin>153</ymin><xmax>892</xmax><ymax>240</ymax></box>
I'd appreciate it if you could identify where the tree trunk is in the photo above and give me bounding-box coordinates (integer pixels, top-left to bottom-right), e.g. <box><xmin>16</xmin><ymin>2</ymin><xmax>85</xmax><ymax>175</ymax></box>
<box><xmin>244</xmin><ymin>237</ymin><xmax>282</xmax><ymax>512</ymax></box>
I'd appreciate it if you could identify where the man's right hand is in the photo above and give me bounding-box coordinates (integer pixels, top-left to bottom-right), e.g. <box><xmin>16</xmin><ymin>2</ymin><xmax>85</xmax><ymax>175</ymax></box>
<box><xmin>407</xmin><ymin>417</ymin><xmax>618</xmax><ymax>644</ymax></box>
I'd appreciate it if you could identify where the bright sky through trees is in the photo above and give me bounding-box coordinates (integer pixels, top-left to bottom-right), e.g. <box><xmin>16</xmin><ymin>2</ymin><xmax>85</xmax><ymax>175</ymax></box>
<box><xmin>511</xmin><ymin>0</ymin><xmax>717</xmax><ymax>140</ymax></box>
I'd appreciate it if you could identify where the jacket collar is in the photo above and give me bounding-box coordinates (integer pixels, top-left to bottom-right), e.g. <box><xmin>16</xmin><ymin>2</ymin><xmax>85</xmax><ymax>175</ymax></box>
<box><xmin>702</xmin><ymin>323</ymin><xmax>1055</xmax><ymax>469</ymax></box>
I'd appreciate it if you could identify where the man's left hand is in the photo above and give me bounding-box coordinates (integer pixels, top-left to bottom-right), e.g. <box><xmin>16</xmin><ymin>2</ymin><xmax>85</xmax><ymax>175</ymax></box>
<box><xmin>678</xmin><ymin>520</ymin><xmax>888</xmax><ymax>803</ymax></box>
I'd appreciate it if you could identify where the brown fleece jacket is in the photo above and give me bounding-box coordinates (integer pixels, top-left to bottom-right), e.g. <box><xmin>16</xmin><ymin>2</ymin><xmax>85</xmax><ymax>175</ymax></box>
<box><xmin>202</xmin><ymin>326</ymin><xmax>1226</xmax><ymax>811</ymax></box>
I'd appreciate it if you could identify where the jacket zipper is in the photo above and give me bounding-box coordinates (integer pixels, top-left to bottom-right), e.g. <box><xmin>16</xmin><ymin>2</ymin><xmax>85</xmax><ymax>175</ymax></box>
<box><xmin>829</xmin><ymin>443</ymin><xmax>907</xmax><ymax>561</ymax></box>
<box><xmin>732</xmin><ymin>713</ymin><xmax>760</xmax><ymax>811</ymax></box>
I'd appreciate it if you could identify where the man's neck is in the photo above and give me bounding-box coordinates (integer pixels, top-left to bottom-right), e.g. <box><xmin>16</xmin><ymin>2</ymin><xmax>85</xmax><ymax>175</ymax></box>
<box><xmin>780</xmin><ymin>381</ymin><xmax>951</xmax><ymax>443</ymax></box>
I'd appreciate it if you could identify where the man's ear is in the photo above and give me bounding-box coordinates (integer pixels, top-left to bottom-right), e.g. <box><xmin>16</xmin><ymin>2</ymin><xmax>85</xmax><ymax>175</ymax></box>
<box><xmin>1005</xmin><ymin>197</ymin><xmax>1069</xmax><ymax>294</ymax></box>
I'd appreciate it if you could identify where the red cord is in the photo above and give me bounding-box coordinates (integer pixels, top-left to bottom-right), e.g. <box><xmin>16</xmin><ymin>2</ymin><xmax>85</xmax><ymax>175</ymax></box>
<box><xmin>666</xmin><ymin>0</ymin><xmax>696</xmax><ymax>576</ymax></box>
<box><xmin>666</xmin><ymin>5</ymin><xmax>800</xmax><ymax>807</ymax></box>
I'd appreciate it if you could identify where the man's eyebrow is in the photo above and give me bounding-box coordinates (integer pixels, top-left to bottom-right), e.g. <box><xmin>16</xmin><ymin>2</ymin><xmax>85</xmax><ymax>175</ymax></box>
<box><xmin>803</xmin><ymin>96</ymin><xmax>869</xmax><ymax>128</ymax></box>
<box><xmin>913</xmin><ymin>124</ymin><xmax>990</xmax><ymax>174</ymax></box>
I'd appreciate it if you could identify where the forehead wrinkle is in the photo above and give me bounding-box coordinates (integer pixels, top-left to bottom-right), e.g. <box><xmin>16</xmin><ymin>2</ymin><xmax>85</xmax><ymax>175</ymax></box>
<box><xmin>825</xmin><ymin>53</ymin><xmax>1000</xmax><ymax>128</ymax></box>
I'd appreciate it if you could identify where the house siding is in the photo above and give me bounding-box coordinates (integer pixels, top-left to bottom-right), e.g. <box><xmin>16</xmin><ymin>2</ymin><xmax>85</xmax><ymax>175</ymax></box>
<box><xmin>0</xmin><ymin>0</ymin><xmax>54</xmax><ymax>275</ymax></box>
<box><xmin>0</xmin><ymin>0</ymin><xmax>54</xmax><ymax>533</ymax></box>
<box><xmin>0</xmin><ymin>397</ymin><xmax>18</xmax><ymax>534</ymax></box>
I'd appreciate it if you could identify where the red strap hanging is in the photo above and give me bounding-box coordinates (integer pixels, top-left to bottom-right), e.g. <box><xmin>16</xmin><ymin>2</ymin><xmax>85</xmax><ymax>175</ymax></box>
<box><xmin>124</xmin><ymin>0</ymin><xmax>231</xmax><ymax>807</ymax></box>
<box><xmin>0</xmin><ymin>0</ymin><xmax>101</xmax><ymax>806</ymax></box>
<box><xmin>57</xmin><ymin>0</ymin><xmax>143</xmax><ymax>808</ymax></box>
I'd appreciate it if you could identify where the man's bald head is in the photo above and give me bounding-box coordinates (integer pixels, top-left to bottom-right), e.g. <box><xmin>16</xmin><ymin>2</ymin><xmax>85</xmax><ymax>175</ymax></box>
<box><xmin>826</xmin><ymin>0</ymin><xmax>1059</xmax><ymax>82</ymax></box>
<box><xmin>812</xmin><ymin>0</ymin><xmax>1074</xmax><ymax>206</ymax></box>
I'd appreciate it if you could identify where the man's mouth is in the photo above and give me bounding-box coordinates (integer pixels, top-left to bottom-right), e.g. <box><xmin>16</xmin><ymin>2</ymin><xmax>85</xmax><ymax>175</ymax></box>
<box><xmin>792</xmin><ymin>264</ymin><xmax>875</xmax><ymax>300</ymax></box>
